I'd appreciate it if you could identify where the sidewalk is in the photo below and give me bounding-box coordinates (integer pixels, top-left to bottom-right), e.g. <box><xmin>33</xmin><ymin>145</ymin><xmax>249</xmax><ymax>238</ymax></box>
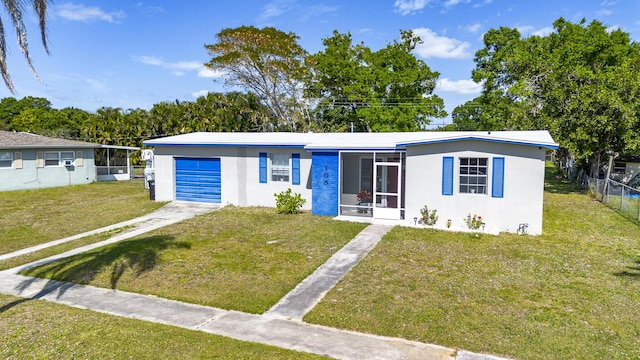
<box><xmin>0</xmin><ymin>204</ymin><xmax>508</xmax><ymax>360</ymax></box>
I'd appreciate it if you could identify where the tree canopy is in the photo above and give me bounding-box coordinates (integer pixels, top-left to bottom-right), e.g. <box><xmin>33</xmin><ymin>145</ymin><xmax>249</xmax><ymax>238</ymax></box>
<box><xmin>205</xmin><ymin>26</ymin><xmax>308</xmax><ymax>131</ymax></box>
<box><xmin>2</xmin><ymin>92</ymin><xmax>272</xmax><ymax>161</ymax></box>
<box><xmin>455</xmin><ymin>18</ymin><xmax>640</xmax><ymax>173</ymax></box>
<box><xmin>305</xmin><ymin>30</ymin><xmax>446</xmax><ymax>132</ymax></box>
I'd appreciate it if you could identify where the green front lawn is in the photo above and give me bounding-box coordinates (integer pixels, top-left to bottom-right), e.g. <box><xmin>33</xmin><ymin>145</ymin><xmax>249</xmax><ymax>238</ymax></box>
<box><xmin>0</xmin><ymin>294</ymin><xmax>325</xmax><ymax>359</ymax></box>
<box><xmin>0</xmin><ymin>181</ymin><xmax>164</xmax><ymax>255</ymax></box>
<box><xmin>304</xmin><ymin>167</ymin><xmax>640</xmax><ymax>360</ymax></box>
<box><xmin>6</xmin><ymin>166</ymin><xmax>640</xmax><ymax>359</ymax></box>
<box><xmin>20</xmin><ymin>207</ymin><xmax>367</xmax><ymax>314</ymax></box>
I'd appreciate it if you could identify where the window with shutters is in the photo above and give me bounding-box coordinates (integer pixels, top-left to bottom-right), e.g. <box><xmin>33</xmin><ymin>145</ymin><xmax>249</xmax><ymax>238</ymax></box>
<box><xmin>271</xmin><ymin>153</ymin><xmax>289</xmax><ymax>182</ymax></box>
<box><xmin>44</xmin><ymin>151</ymin><xmax>75</xmax><ymax>167</ymax></box>
<box><xmin>459</xmin><ymin>157</ymin><xmax>488</xmax><ymax>194</ymax></box>
<box><xmin>0</xmin><ymin>151</ymin><xmax>12</xmax><ymax>168</ymax></box>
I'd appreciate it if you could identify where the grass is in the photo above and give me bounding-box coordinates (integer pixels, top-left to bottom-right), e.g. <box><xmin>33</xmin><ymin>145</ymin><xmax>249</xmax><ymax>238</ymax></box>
<box><xmin>20</xmin><ymin>207</ymin><xmax>367</xmax><ymax>314</ymax></box>
<box><xmin>303</xmin><ymin>166</ymin><xmax>640</xmax><ymax>360</ymax></box>
<box><xmin>0</xmin><ymin>294</ymin><xmax>325</xmax><ymax>359</ymax></box>
<box><xmin>0</xmin><ymin>180</ymin><xmax>164</xmax><ymax>255</ymax></box>
<box><xmin>6</xmin><ymin>165</ymin><xmax>640</xmax><ymax>359</ymax></box>
<box><xmin>0</xmin><ymin>228</ymin><xmax>125</xmax><ymax>271</ymax></box>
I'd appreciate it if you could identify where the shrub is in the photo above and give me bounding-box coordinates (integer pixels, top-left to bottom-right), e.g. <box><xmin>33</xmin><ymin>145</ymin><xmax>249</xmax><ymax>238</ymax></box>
<box><xmin>464</xmin><ymin>213</ymin><xmax>483</xmax><ymax>230</ymax></box>
<box><xmin>420</xmin><ymin>205</ymin><xmax>438</xmax><ymax>225</ymax></box>
<box><xmin>274</xmin><ymin>188</ymin><xmax>306</xmax><ymax>214</ymax></box>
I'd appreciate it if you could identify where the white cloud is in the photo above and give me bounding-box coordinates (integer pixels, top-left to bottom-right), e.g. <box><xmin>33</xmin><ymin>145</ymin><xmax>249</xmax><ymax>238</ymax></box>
<box><xmin>55</xmin><ymin>3</ymin><xmax>125</xmax><ymax>23</ymax></box>
<box><xmin>517</xmin><ymin>26</ymin><xmax>554</xmax><ymax>37</ymax></box>
<box><xmin>597</xmin><ymin>9</ymin><xmax>613</xmax><ymax>16</ymax></box>
<box><xmin>436</xmin><ymin>78</ymin><xmax>482</xmax><ymax>95</ymax></box>
<box><xmin>135</xmin><ymin>3</ymin><xmax>166</xmax><ymax>16</ymax></box>
<box><xmin>302</xmin><ymin>4</ymin><xmax>339</xmax><ymax>21</ymax></box>
<box><xmin>473</xmin><ymin>0</ymin><xmax>492</xmax><ymax>8</ymax></box>
<box><xmin>606</xmin><ymin>25</ymin><xmax>623</xmax><ymax>33</ymax></box>
<box><xmin>192</xmin><ymin>90</ymin><xmax>211</xmax><ymax>99</ymax></box>
<box><xmin>443</xmin><ymin>0</ymin><xmax>470</xmax><ymax>8</ymax></box>
<box><xmin>198</xmin><ymin>67</ymin><xmax>225</xmax><ymax>79</ymax></box>
<box><xmin>394</xmin><ymin>0</ymin><xmax>431</xmax><ymax>15</ymax></box>
<box><xmin>462</xmin><ymin>23</ymin><xmax>482</xmax><ymax>34</ymax></box>
<box><xmin>532</xmin><ymin>27</ymin><xmax>554</xmax><ymax>37</ymax></box>
<box><xmin>257</xmin><ymin>0</ymin><xmax>296</xmax><ymax>22</ymax></box>
<box><xmin>133</xmin><ymin>55</ymin><xmax>163</xmax><ymax>66</ymax></box>
<box><xmin>412</xmin><ymin>28</ymin><xmax>471</xmax><ymax>59</ymax></box>
<box><xmin>132</xmin><ymin>56</ymin><xmax>224</xmax><ymax>79</ymax></box>
<box><xmin>172</xmin><ymin>61</ymin><xmax>203</xmax><ymax>71</ymax></box>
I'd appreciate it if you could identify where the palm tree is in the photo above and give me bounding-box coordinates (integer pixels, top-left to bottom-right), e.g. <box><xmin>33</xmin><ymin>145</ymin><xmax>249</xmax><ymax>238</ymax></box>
<box><xmin>1</xmin><ymin>0</ymin><xmax>50</xmax><ymax>93</ymax></box>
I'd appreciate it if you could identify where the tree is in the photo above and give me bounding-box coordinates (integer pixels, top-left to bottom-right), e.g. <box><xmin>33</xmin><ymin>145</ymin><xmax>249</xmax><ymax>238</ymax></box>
<box><xmin>451</xmin><ymin>101</ymin><xmax>482</xmax><ymax>130</ymax></box>
<box><xmin>204</xmin><ymin>26</ymin><xmax>308</xmax><ymax>131</ymax></box>
<box><xmin>0</xmin><ymin>0</ymin><xmax>50</xmax><ymax>92</ymax></box>
<box><xmin>469</xmin><ymin>18</ymin><xmax>640</xmax><ymax>175</ymax></box>
<box><xmin>305</xmin><ymin>30</ymin><xmax>445</xmax><ymax>132</ymax></box>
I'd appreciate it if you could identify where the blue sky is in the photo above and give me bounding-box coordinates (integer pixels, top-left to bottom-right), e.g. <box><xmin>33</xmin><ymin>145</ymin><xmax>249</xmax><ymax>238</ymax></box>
<box><xmin>1</xmin><ymin>0</ymin><xmax>639</xmax><ymax>126</ymax></box>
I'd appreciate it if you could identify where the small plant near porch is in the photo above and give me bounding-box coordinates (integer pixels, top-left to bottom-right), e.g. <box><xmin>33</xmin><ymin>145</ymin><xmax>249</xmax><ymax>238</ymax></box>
<box><xmin>356</xmin><ymin>190</ymin><xmax>372</xmax><ymax>213</ymax></box>
<box><xmin>274</xmin><ymin>188</ymin><xmax>306</xmax><ymax>214</ymax></box>
<box><xmin>356</xmin><ymin>189</ymin><xmax>372</xmax><ymax>204</ymax></box>
<box><xmin>420</xmin><ymin>205</ymin><xmax>438</xmax><ymax>225</ymax></box>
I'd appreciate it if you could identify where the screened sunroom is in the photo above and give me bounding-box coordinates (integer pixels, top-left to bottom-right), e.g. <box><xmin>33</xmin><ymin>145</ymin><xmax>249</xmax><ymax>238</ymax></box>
<box><xmin>339</xmin><ymin>151</ymin><xmax>406</xmax><ymax>220</ymax></box>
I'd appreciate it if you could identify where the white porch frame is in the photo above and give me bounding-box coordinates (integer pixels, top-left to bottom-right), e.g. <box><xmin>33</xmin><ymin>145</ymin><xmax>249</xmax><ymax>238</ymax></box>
<box><xmin>96</xmin><ymin>144</ymin><xmax>140</xmax><ymax>181</ymax></box>
<box><xmin>338</xmin><ymin>150</ymin><xmax>405</xmax><ymax>220</ymax></box>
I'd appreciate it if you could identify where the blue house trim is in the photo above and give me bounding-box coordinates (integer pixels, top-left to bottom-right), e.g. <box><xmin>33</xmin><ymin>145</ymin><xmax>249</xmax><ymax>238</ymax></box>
<box><xmin>292</xmin><ymin>153</ymin><xmax>300</xmax><ymax>185</ymax></box>
<box><xmin>259</xmin><ymin>152</ymin><xmax>267</xmax><ymax>183</ymax></box>
<box><xmin>311</xmin><ymin>152</ymin><xmax>339</xmax><ymax>216</ymax></box>
<box><xmin>492</xmin><ymin>157</ymin><xmax>505</xmax><ymax>198</ymax></box>
<box><xmin>442</xmin><ymin>156</ymin><xmax>454</xmax><ymax>196</ymax></box>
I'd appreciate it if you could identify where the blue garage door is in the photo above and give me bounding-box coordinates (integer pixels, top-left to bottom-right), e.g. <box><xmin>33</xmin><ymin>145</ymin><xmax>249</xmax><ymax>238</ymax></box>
<box><xmin>175</xmin><ymin>158</ymin><xmax>221</xmax><ymax>203</ymax></box>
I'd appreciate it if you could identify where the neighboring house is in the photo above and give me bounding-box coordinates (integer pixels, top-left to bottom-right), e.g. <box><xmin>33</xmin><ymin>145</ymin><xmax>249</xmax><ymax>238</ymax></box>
<box><xmin>0</xmin><ymin>131</ymin><xmax>138</xmax><ymax>191</ymax></box>
<box><xmin>612</xmin><ymin>156</ymin><xmax>640</xmax><ymax>184</ymax></box>
<box><xmin>144</xmin><ymin>131</ymin><xmax>558</xmax><ymax>235</ymax></box>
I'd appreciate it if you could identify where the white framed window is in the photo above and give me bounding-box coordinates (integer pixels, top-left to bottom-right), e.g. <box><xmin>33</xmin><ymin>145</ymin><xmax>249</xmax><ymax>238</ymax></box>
<box><xmin>613</xmin><ymin>162</ymin><xmax>626</xmax><ymax>175</ymax></box>
<box><xmin>459</xmin><ymin>157</ymin><xmax>487</xmax><ymax>194</ymax></box>
<box><xmin>271</xmin><ymin>153</ymin><xmax>290</xmax><ymax>182</ymax></box>
<box><xmin>0</xmin><ymin>151</ymin><xmax>12</xmax><ymax>168</ymax></box>
<box><xmin>44</xmin><ymin>151</ymin><xmax>75</xmax><ymax>167</ymax></box>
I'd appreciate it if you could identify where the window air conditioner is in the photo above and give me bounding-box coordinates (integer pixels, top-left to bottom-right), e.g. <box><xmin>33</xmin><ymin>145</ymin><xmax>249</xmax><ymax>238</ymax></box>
<box><xmin>63</xmin><ymin>159</ymin><xmax>74</xmax><ymax>166</ymax></box>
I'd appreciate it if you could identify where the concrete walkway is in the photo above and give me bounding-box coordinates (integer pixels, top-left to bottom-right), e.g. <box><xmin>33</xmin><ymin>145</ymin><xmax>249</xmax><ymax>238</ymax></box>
<box><xmin>266</xmin><ymin>224</ymin><xmax>392</xmax><ymax>320</ymax></box>
<box><xmin>0</xmin><ymin>201</ymin><xmax>220</xmax><ymax>271</ymax></box>
<box><xmin>0</xmin><ymin>204</ymin><xmax>508</xmax><ymax>360</ymax></box>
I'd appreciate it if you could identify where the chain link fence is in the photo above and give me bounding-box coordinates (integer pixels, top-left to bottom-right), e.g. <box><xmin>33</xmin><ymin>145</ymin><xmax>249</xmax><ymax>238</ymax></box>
<box><xmin>587</xmin><ymin>177</ymin><xmax>640</xmax><ymax>220</ymax></box>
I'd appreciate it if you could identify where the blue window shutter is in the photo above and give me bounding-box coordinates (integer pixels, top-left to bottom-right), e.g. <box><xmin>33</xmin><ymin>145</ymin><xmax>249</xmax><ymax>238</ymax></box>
<box><xmin>492</xmin><ymin>157</ymin><xmax>505</xmax><ymax>198</ymax></box>
<box><xmin>442</xmin><ymin>156</ymin><xmax>454</xmax><ymax>195</ymax></box>
<box><xmin>292</xmin><ymin>153</ymin><xmax>300</xmax><ymax>185</ymax></box>
<box><xmin>259</xmin><ymin>152</ymin><xmax>267</xmax><ymax>183</ymax></box>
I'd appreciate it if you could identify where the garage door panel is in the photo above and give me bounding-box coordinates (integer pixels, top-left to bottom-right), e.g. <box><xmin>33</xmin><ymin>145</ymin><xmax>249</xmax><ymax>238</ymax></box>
<box><xmin>175</xmin><ymin>158</ymin><xmax>221</xmax><ymax>203</ymax></box>
<box><xmin>175</xmin><ymin>175</ymin><xmax>221</xmax><ymax>184</ymax></box>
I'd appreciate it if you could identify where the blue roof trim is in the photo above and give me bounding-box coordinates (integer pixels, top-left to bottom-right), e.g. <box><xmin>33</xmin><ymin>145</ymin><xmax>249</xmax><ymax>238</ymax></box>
<box><xmin>143</xmin><ymin>142</ymin><xmax>306</xmax><ymax>148</ymax></box>
<box><xmin>397</xmin><ymin>137</ymin><xmax>559</xmax><ymax>149</ymax></box>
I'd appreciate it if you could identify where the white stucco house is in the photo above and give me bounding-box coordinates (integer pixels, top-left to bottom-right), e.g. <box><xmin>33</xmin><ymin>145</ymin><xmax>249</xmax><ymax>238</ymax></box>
<box><xmin>144</xmin><ymin>131</ymin><xmax>558</xmax><ymax>235</ymax></box>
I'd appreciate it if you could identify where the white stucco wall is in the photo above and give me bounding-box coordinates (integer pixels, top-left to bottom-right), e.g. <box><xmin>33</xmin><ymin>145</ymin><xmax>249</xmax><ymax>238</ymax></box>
<box><xmin>152</xmin><ymin>146</ymin><xmax>313</xmax><ymax>209</ymax></box>
<box><xmin>404</xmin><ymin>141</ymin><xmax>547</xmax><ymax>235</ymax></box>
